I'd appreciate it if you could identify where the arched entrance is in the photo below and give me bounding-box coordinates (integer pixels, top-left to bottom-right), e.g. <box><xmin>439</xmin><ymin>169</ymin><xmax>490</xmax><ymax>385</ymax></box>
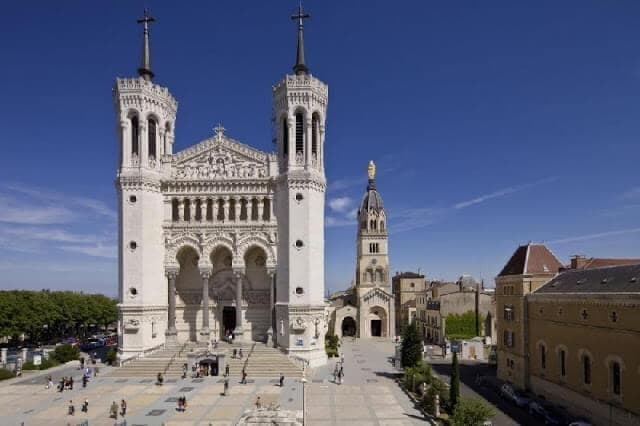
<box><xmin>341</xmin><ymin>316</ymin><xmax>356</xmax><ymax>337</ymax></box>
<box><xmin>198</xmin><ymin>357</ymin><xmax>219</xmax><ymax>376</ymax></box>
<box><xmin>222</xmin><ymin>306</ymin><xmax>236</xmax><ymax>336</ymax></box>
<box><xmin>367</xmin><ymin>307</ymin><xmax>387</xmax><ymax>337</ymax></box>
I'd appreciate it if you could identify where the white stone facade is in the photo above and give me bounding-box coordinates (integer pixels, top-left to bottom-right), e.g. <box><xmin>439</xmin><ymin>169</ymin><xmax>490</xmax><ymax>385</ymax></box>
<box><xmin>114</xmin><ymin>53</ymin><xmax>328</xmax><ymax>366</ymax></box>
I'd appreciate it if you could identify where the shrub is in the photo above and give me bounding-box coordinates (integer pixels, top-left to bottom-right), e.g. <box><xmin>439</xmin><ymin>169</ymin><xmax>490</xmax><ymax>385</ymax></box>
<box><xmin>400</xmin><ymin>321</ymin><xmax>422</xmax><ymax>368</ymax></box>
<box><xmin>39</xmin><ymin>357</ymin><xmax>60</xmax><ymax>369</ymax></box>
<box><xmin>451</xmin><ymin>398</ymin><xmax>495</xmax><ymax>425</ymax></box>
<box><xmin>106</xmin><ymin>348</ymin><xmax>117</xmax><ymax>366</ymax></box>
<box><xmin>325</xmin><ymin>332</ymin><xmax>340</xmax><ymax>357</ymax></box>
<box><xmin>52</xmin><ymin>344</ymin><xmax>80</xmax><ymax>363</ymax></box>
<box><xmin>424</xmin><ymin>376</ymin><xmax>450</xmax><ymax>414</ymax></box>
<box><xmin>22</xmin><ymin>361</ymin><xmax>38</xmax><ymax>370</ymax></box>
<box><xmin>0</xmin><ymin>368</ymin><xmax>15</xmax><ymax>380</ymax></box>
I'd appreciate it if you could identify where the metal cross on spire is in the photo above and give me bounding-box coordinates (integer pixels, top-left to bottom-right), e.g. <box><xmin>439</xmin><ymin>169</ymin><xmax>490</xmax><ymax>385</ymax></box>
<box><xmin>137</xmin><ymin>9</ymin><xmax>156</xmax><ymax>81</ymax></box>
<box><xmin>291</xmin><ymin>2</ymin><xmax>310</xmax><ymax>75</ymax></box>
<box><xmin>214</xmin><ymin>123</ymin><xmax>226</xmax><ymax>140</ymax></box>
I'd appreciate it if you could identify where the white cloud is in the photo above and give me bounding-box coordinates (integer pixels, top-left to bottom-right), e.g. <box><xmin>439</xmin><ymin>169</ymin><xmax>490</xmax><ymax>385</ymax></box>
<box><xmin>329</xmin><ymin>196</ymin><xmax>353</xmax><ymax>213</ymax></box>
<box><xmin>547</xmin><ymin>227</ymin><xmax>640</xmax><ymax>245</ymax></box>
<box><xmin>454</xmin><ymin>177</ymin><xmax>557</xmax><ymax>210</ymax></box>
<box><xmin>0</xmin><ymin>226</ymin><xmax>99</xmax><ymax>244</ymax></box>
<box><xmin>620</xmin><ymin>187</ymin><xmax>640</xmax><ymax>200</ymax></box>
<box><xmin>59</xmin><ymin>243</ymin><xmax>117</xmax><ymax>259</ymax></box>
<box><xmin>326</xmin><ymin>216</ymin><xmax>357</xmax><ymax>228</ymax></box>
<box><xmin>0</xmin><ymin>196</ymin><xmax>74</xmax><ymax>224</ymax></box>
<box><xmin>391</xmin><ymin>207</ymin><xmax>447</xmax><ymax>233</ymax></box>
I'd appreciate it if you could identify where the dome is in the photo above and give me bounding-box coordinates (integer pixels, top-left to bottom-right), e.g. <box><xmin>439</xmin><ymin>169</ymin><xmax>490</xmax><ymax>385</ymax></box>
<box><xmin>359</xmin><ymin>180</ymin><xmax>385</xmax><ymax>213</ymax></box>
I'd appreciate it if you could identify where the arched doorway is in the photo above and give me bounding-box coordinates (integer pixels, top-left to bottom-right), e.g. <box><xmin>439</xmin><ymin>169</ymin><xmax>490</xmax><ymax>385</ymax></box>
<box><xmin>175</xmin><ymin>246</ymin><xmax>201</xmax><ymax>342</ymax></box>
<box><xmin>341</xmin><ymin>317</ymin><xmax>356</xmax><ymax>337</ymax></box>
<box><xmin>367</xmin><ymin>307</ymin><xmax>387</xmax><ymax>337</ymax></box>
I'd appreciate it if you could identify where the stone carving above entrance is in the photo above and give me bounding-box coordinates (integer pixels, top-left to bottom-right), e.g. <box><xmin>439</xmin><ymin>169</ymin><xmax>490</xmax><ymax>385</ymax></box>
<box><xmin>173</xmin><ymin>139</ymin><xmax>268</xmax><ymax>180</ymax></box>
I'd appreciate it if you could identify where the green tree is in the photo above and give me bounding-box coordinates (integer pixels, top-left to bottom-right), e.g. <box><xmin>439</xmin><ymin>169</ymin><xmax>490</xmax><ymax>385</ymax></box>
<box><xmin>450</xmin><ymin>351</ymin><xmax>460</xmax><ymax>408</ymax></box>
<box><xmin>52</xmin><ymin>344</ymin><xmax>80</xmax><ymax>363</ymax></box>
<box><xmin>445</xmin><ymin>310</ymin><xmax>485</xmax><ymax>340</ymax></box>
<box><xmin>451</xmin><ymin>398</ymin><xmax>496</xmax><ymax>425</ymax></box>
<box><xmin>401</xmin><ymin>320</ymin><xmax>422</xmax><ymax>368</ymax></box>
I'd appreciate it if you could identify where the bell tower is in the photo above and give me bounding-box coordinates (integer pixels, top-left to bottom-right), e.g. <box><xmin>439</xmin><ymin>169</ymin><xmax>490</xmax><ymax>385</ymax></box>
<box><xmin>114</xmin><ymin>9</ymin><xmax>177</xmax><ymax>360</ymax></box>
<box><xmin>274</xmin><ymin>3</ymin><xmax>329</xmax><ymax>367</ymax></box>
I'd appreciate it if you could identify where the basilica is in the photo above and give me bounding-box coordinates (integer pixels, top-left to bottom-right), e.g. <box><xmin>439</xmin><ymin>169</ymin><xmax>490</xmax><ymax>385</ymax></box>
<box><xmin>115</xmin><ymin>6</ymin><xmax>329</xmax><ymax>366</ymax></box>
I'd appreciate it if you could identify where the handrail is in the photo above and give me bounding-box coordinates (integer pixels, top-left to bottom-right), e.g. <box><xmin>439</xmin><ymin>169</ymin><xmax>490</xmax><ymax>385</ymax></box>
<box><xmin>242</xmin><ymin>342</ymin><xmax>256</xmax><ymax>372</ymax></box>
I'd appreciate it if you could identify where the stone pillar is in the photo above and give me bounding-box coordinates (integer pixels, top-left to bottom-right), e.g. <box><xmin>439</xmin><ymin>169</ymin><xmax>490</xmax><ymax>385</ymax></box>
<box><xmin>267</xmin><ymin>269</ymin><xmax>276</xmax><ymax>346</ymax></box>
<box><xmin>165</xmin><ymin>268</ymin><xmax>179</xmax><ymax>340</ymax></box>
<box><xmin>139</xmin><ymin>120</ymin><xmax>148</xmax><ymax>165</ymax></box>
<box><xmin>178</xmin><ymin>199</ymin><xmax>184</xmax><ymax>221</ymax></box>
<box><xmin>191</xmin><ymin>197</ymin><xmax>197</xmax><ymax>222</ymax></box>
<box><xmin>21</xmin><ymin>347</ymin><xmax>28</xmax><ymax>363</ymax></box>
<box><xmin>120</xmin><ymin>119</ymin><xmax>129</xmax><ymax>166</ymax></box>
<box><xmin>258</xmin><ymin>198</ymin><xmax>265</xmax><ymax>222</ymax></box>
<box><xmin>200</xmin><ymin>268</ymin><xmax>212</xmax><ymax>342</ymax></box>
<box><xmin>268</xmin><ymin>195</ymin><xmax>275</xmax><ymax>222</ymax></box>
<box><xmin>212</xmin><ymin>198</ymin><xmax>219</xmax><ymax>222</ymax></box>
<box><xmin>234</xmin><ymin>197</ymin><xmax>241</xmax><ymax>223</ymax></box>
<box><xmin>305</xmin><ymin>117</ymin><xmax>312</xmax><ymax>167</ymax></box>
<box><xmin>0</xmin><ymin>348</ymin><xmax>7</xmax><ymax>366</ymax></box>
<box><xmin>222</xmin><ymin>197</ymin><xmax>229</xmax><ymax>222</ymax></box>
<box><xmin>158</xmin><ymin>128</ymin><xmax>166</xmax><ymax>156</ymax></box>
<box><xmin>233</xmin><ymin>269</ymin><xmax>245</xmax><ymax>342</ymax></box>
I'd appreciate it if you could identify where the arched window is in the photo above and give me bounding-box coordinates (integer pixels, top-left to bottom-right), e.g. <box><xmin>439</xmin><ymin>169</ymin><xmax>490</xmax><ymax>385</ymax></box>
<box><xmin>263</xmin><ymin>198</ymin><xmax>270</xmax><ymax>221</ymax></box>
<box><xmin>217</xmin><ymin>199</ymin><xmax>225</xmax><ymax>221</ymax></box>
<box><xmin>240</xmin><ymin>199</ymin><xmax>248</xmax><ymax>221</ymax></box>
<box><xmin>559</xmin><ymin>349</ymin><xmax>566</xmax><ymax>377</ymax></box>
<box><xmin>380</xmin><ymin>221</ymin><xmax>385</xmax><ymax>231</ymax></box>
<box><xmin>282</xmin><ymin>117</ymin><xmax>288</xmax><ymax>157</ymax></box>
<box><xmin>365</xmin><ymin>269</ymin><xmax>373</xmax><ymax>282</ymax></box>
<box><xmin>148</xmin><ymin>118</ymin><xmax>157</xmax><ymax>159</ymax></box>
<box><xmin>195</xmin><ymin>199</ymin><xmax>202</xmax><ymax>221</ymax></box>
<box><xmin>375</xmin><ymin>269</ymin><xmax>383</xmax><ymax>283</ymax></box>
<box><xmin>206</xmin><ymin>199</ymin><xmax>213</xmax><ymax>221</ymax></box>
<box><xmin>183</xmin><ymin>199</ymin><xmax>191</xmax><ymax>221</ymax></box>
<box><xmin>130</xmin><ymin>115</ymin><xmax>139</xmax><ymax>156</ymax></box>
<box><xmin>582</xmin><ymin>354</ymin><xmax>592</xmax><ymax>385</ymax></box>
<box><xmin>295</xmin><ymin>113</ymin><xmax>304</xmax><ymax>155</ymax></box>
<box><xmin>540</xmin><ymin>344</ymin><xmax>546</xmax><ymax>369</ymax></box>
<box><xmin>228</xmin><ymin>199</ymin><xmax>236</xmax><ymax>221</ymax></box>
<box><xmin>311</xmin><ymin>113</ymin><xmax>319</xmax><ymax>155</ymax></box>
<box><xmin>171</xmin><ymin>198</ymin><xmax>179</xmax><ymax>221</ymax></box>
<box><xmin>611</xmin><ymin>361</ymin><xmax>621</xmax><ymax>395</ymax></box>
<box><xmin>251</xmin><ymin>198</ymin><xmax>259</xmax><ymax>221</ymax></box>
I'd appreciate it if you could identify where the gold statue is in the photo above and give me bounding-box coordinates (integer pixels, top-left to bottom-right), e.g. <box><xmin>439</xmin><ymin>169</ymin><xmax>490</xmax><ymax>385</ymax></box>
<box><xmin>368</xmin><ymin>160</ymin><xmax>376</xmax><ymax>180</ymax></box>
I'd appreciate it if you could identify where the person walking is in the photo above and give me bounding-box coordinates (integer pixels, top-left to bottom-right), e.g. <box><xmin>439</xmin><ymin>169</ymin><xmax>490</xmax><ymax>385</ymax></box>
<box><xmin>225</xmin><ymin>363</ymin><xmax>230</xmax><ymax>377</ymax></box>
<box><xmin>232</xmin><ymin>348</ymin><xmax>237</xmax><ymax>358</ymax></box>
<box><xmin>82</xmin><ymin>374</ymin><xmax>88</xmax><ymax>388</ymax></box>
<box><xmin>110</xmin><ymin>401</ymin><xmax>118</xmax><ymax>419</ymax></box>
<box><xmin>69</xmin><ymin>376</ymin><xmax>74</xmax><ymax>390</ymax></box>
<box><xmin>223</xmin><ymin>377</ymin><xmax>229</xmax><ymax>396</ymax></box>
<box><xmin>45</xmin><ymin>375</ymin><xmax>53</xmax><ymax>389</ymax></box>
<box><xmin>241</xmin><ymin>369</ymin><xmax>247</xmax><ymax>385</ymax></box>
<box><xmin>67</xmin><ymin>400</ymin><xmax>75</xmax><ymax>416</ymax></box>
<box><xmin>81</xmin><ymin>399</ymin><xmax>88</xmax><ymax>413</ymax></box>
<box><xmin>279</xmin><ymin>373</ymin><xmax>285</xmax><ymax>387</ymax></box>
<box><xmin>120</xmin><ymin>399</ymin><xmax>127</xmax><ymax>417</ymax></box>
<box><xmin>255</xmin><ymin>396</ymin><xmax>262</xmax><ymax>409</ymax></box>
<box><xmin>239</xmin><ymin>348</ymin><xmax>243</xmax><ymax>359</ymax></box>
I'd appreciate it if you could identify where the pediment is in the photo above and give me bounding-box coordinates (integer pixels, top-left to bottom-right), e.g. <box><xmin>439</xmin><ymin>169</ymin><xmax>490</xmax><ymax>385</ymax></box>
<box><xmin>172</xmin><ymin>134</ymin><xmax>271</xmax><ymax>180</ymax></box>
<box><xmin>362</xmin><ymin>287</ymin><xmax>393</xmax><ymax>304</ymax></box>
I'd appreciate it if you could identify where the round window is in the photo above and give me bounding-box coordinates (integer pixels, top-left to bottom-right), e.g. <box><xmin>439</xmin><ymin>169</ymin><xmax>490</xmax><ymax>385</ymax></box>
<box><xmin>295</xmin><ymin>287</ymin><xmax>304</xmax><ymax>295</ymax></box>
<box><xmin>295</xmin><ymin>240</ymin><xmax>304</xmax><ymax>249</ymax></box>
<box><xmin>129</xmin><ymin>241</ymin><xmax>137</xmax><ymax>250</ymax></box>
<box><xmin>129</xmin><ymin>195</ymin><xmax>137</xmax><ymax>203</ymax></box>
<box><xmin>295</xmin><ymin>193</ymin><xmax>304</xmax><ymax>202</ymax></box>
<box><xmin>129</xmin><ymin>287</ymin><xmax>138</xmax><ymax>297</ymax></box>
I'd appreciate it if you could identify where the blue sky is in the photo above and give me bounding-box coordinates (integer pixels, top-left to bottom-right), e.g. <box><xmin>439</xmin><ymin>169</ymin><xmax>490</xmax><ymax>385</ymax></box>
<box><xmin>1</xmin><ymin>1</ymin><xmax>640</xmax><ymax>296</ymax></box>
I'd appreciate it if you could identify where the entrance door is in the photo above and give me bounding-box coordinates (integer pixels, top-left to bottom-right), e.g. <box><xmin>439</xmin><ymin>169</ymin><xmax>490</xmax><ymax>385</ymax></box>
<box><xmin>341</xmin><ymin>317</ymin><xmax>356</xmax><ymax>337</ymax></box>
<box><xmin>371</xmin><ymin>320</ymin><xmax>382</xmax><ymax>337</ymax></box>
<box><xmin>222</xmin><ymin>306</ymin><xmax>236</xmax><ymax>335</ymax></box>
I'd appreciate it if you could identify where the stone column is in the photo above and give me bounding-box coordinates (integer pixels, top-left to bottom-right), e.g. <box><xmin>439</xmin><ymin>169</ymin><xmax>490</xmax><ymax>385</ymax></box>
<box><xmin>305</xmin><ymin>117</ymin><xmax>312</xmax><ymax>167</ymax></box>
<box><xmin>234</xmin><ymin>197</ymin><xmax>241</xmax><ymax>223</ymax></box>
<box><xmin>267</xmin><ymin>269</ymin><xmax>276</xmax><ymax>346</ymax></box>
<box><xmin>258</xmin><ymin>198</ymin><xmax>265</xmax><ymax>222</ymax></box>
<box><xmin>165</xmin><ymin>269</ymin><xmax>179</xmax><ymax>340</ymax></box>
<box><xmin>178</xmin><ymin>199</ymin><xmax>184</xmax><ymax>222</ymax></box>
<box><xmin>268</xmin><ymin>195</ymin><xmax>275</xmax><ymax>222</ymax></box>
<box><xmin>222</xmin><ymin>197</ymin><xmax>229</xmax><ymax>222</ymax></box>
<box><xmin>139</xmin><ymin>120</ymin><xmax>148</xmax><ymax>165</ymax></box>
<box><xmin>0</xmin><ymin>348</ymin><xmax>7</xmax><ymax>366</ymax></box>
<box><xmin>191</xmin><ymin>197</ymin><xmax>198</xmax><ymax>222</ymax></box>
<box><xmin>158</xmin><ymin>128</ymin><xmax>166</xmax><ymax>156</ymax></box>
<box><xmin>199</xmin><ymin>268</ymin><xmax>212</xmax><ymax>342</ymax></box>
<box><xmin>212</xmin><ymin>198</ymin><xmax>219</xmax><ymax>222</ymax></box>
<box><xmin>120</xmin><ymin>120</ymin><xmax>129</xmax><ymax>166</ymax></box>
<box><xmin>233</xmin><ymin>269</ymin><xmax>245</xmax><ymax>342</ymax></box>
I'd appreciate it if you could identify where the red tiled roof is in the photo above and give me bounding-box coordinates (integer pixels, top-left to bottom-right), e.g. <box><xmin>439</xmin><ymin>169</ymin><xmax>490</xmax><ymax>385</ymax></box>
<box><xmin>583</xmin><ymin>258</ymin><xmax>640</xmax><ymax>270</ymax></box>
<box><xmin>499</xmin><ymin>243</ymin><xmax>563</xmax><ymax>277</ymax></box>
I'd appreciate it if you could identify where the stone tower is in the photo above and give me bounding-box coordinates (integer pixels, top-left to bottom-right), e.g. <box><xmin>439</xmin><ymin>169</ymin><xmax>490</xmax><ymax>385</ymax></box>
<box><xmin>274</xmin><ymin>4</ymin><xmax>328</xmax><ymax>367</ymax></box>
<box><xmin>114</xmin><ymin>10</ymin><xmax>178</xmax><ymax>359</ymax></box>
<box><xmin>355</xmin><ymin>161</ymin><xmax>393</xmax><ymax>337</ymax></box>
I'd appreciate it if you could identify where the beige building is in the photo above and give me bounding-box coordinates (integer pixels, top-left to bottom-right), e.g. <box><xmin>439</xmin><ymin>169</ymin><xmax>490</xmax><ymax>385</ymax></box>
<box><xmin>496</xmin><ymin>243</ymin><xmax>640</xmax><ymax>425</ymax></box>
<box><xmin>392</xmin><ymin>272</ymin><xmax>426</xmax><ymax>335</ymax></box>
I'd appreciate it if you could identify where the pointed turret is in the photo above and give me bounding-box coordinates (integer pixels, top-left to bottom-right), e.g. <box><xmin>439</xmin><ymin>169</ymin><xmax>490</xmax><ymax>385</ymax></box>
<box><xmin>291</xmin><ymin>2</ymin><xmax>310</xmax><ymax>75</ymax></box>
<box><xmin>137</xmin><ymin>9</ymin><xmax>155</xmax><ymax>81</ymax></box>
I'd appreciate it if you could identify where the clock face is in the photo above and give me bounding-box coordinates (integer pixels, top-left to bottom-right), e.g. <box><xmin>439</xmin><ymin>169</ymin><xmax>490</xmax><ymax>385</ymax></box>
<box><xmin>371</xmin><ymin>259</ymin><xmax>377</xmax><ymax>265</ymax></box>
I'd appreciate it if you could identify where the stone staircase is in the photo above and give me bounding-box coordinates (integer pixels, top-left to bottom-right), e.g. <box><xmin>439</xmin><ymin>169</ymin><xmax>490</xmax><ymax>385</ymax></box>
<box><xmin>108</xmin><ymin>341</ymin><xmax>303</xmax><ymax>378</ymax></box>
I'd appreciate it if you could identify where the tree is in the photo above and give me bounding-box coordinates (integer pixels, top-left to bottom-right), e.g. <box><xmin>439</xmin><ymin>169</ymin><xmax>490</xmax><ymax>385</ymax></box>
<box><xmin>450</xmin><ymin>351</ymin><xmax>460</xmax><ymax>408</ymax></box>
<box><xmin>451</xmin><ymin>398</ymin><xmax>495</xmax><ymax>425</ymax></box>
<box><xmin>401</xmin><ymin>320</ymin><xmax>422</xmax><ymax>368</ymax></box>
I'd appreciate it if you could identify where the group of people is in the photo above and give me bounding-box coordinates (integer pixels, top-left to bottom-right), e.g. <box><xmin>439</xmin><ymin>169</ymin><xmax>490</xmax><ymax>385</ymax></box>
<box><xmin>176</xmin><ymin>395</ymin><xmax>188</xmax><ymax>412</ymax></box>
<box><xmin>67</xmin><ymin>399</ymin><xmax>89</xmax><ymax>416</ymax></box>
<box><xmin>109</xmin><ymin>400</ymin><xmax>127</xmax><ymax>419</ymax></box>
<box><xmin>57</xmin><ymin>376</ymin><xmax>74</xmax><ymax>391</ymax></box>
<box><xmin>232</xmin><ymin>348</ymin><xmax>243</xmax><ymax>359</ymax></box>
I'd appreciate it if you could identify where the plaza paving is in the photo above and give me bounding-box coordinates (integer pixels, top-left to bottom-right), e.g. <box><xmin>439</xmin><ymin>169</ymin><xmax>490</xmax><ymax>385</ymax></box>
<box><xmin>2</xmin><ymin>340</ymin><xmax>426</xmax><ymax>425</ymax></box>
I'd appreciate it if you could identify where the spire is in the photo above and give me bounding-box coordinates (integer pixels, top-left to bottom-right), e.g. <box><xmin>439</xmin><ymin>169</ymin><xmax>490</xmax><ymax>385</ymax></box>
<box><xmin>367</xmin><ymin>160</ymin><xmax>376</xmax><ymax>190</ymax></box>
<box><xmin>291</xmin><ymin>2</ymin><xmax>310</xmax><ymax>75</ymax></box>
<box><xmin>137</xmin><ymin>9</ymin><xmax>156</xmax><ymax>81</ymax></box>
